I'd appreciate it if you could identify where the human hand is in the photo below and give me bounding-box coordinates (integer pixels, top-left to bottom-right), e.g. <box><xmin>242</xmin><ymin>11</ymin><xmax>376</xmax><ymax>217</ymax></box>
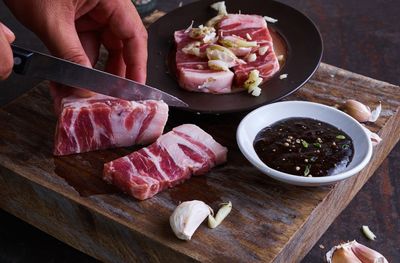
<box><xmin>0</xmin><ymin>22</ymin><xmax>15</xmax><ymax>80</ymax></box>
<box><xmin>5</xmin><ymin>0</ymin><xmax>148</xmax><ymax>111</ymax></box>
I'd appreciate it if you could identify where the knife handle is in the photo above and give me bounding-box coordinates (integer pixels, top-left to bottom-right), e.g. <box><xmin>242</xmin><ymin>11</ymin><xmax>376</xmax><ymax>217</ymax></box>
<box><xmin>11</xmin><ymin>44</ymin><xmax>33</xmax><ymax>75</ymax></box>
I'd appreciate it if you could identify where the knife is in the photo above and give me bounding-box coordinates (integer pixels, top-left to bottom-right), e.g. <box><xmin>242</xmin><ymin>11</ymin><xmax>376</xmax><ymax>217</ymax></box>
<box><xmin>11</xmin><ymin>44</ymin><xmax>188</xmax><ymax>108</ymax></box>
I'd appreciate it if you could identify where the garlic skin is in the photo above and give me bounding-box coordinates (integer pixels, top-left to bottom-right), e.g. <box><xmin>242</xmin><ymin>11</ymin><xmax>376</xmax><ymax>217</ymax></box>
<box><xmin>342</xmin><ymin>100</ymin><xmax>372</xmax><ymax>122</ymax></box>
<box><xmin>331</xmin><ymin>246</ymin><xmax>362</xmax><ymax>263</ymax></box>
<box><xmin>362</xmin><ymin>125</ymin><xmax>382</xmax><ymax>146</ymax></box>
<box><xmin>170</xmin><ymin>200</ymin><xmax>213</xmax><ymax>241</ymax></box>
<box><xmin>326</xmin><ymin>240</ymin><xmax>388</xmax><ymax>263</ymax></box>
<box><xmin>351</xmin><ymin>241</ymin><xmax>388</xmax><ymax>263</ymax></box>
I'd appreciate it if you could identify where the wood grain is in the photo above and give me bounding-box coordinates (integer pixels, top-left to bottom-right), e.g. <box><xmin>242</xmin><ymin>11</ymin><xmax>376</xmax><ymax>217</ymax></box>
<box><xmin>0</xmin><ymin>59</ymin><xmax>398</xmax><ymax>262</ymax></box>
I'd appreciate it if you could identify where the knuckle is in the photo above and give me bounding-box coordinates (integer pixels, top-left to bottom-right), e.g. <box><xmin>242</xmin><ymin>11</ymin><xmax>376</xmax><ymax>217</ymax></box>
<box><xmin>138</xmin><ymin>27</ymin><xmax>148</xmax><ymax>41</ymax></box>
<box><xmin>59</xmin><ymin>47</ymin><xmax>88</xmax><ymax>65</ymax></box>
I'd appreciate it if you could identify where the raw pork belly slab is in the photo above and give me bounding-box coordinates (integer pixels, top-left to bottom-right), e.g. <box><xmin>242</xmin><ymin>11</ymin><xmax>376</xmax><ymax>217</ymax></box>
<box><xmin>173</xmin><ymin>14</ymin><xmax>280</xmax><ymax>93</ymax></box>
<box><xmin>103</xmin><ymin>124</ymin><xmax>228</xmax><ymax>200</ymax></box>
<box><xmin>174</xmin><ymin>30</ymin><xmax>234</xmax><ymax>94</ymax></box>
<box><xmin>217</xmin><ymin>14</ymin><xmax>280</xmax><ymax>86</ymax></box>
<box><xmin>54</xmin><ymin>95</ymin><xmax>168</xmax><ymax>156</ymax></box>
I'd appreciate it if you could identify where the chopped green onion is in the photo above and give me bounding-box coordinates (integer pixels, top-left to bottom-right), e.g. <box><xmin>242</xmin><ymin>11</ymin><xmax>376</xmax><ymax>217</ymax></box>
<box><xmin>304</xmin><ymin>165</ymin><xmax>311</xmax><ymax>176</ymax></box>
<box><xmin>336</xmin><ymin>135</ymin><xmax>346</xmax><ymax>140</ymax></box>
<box><xmin>342</xmin><ymin>144</ymin><xmax>350</xmax><ymax>149</ymax></box>
<box><xmin>301</xmin><ymin>139</ymin><xmax>309</xmax><ymax>148</ymax></box>
<box><xmin>313</xmin><ymin>142</ymin><xmax>322</xmax><ymax>148</ymax></box>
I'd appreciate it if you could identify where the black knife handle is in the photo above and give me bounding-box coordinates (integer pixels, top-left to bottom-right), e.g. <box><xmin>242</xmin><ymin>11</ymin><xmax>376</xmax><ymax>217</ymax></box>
<box><xmin>11</xmin><ymin>44</ymin><xmax>33</xmax><ymax>75</ymax></box>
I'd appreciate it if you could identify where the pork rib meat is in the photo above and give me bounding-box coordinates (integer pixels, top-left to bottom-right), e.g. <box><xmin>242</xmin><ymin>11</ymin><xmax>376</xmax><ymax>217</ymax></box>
<box><xmin>54</xmin><ymin>95</ymin><xmax>169</xmax><ymax>156</ymax></box>
<box><xmin>103</xmin><ymin>124</ymin><xmax>228</xmax><ymax>200</ymax></box>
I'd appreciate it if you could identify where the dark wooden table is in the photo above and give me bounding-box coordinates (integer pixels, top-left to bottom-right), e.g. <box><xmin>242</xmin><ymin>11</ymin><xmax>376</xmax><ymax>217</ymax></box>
<box><xmin>0</xmin><ymin>0</ymin><xmax>398</xmax><ymax>262</ymax></box>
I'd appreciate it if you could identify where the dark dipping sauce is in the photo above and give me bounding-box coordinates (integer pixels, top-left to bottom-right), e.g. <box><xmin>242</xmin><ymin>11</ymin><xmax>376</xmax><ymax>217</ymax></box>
<box><xmin>253</xmin><ymin>117</ymin><xmax>354</xmax><ymax>177</ymax></box>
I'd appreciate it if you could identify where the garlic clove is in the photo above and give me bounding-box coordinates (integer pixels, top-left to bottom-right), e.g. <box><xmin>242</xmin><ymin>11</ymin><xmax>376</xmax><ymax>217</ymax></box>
<box><xmin>350</xmin><ymin>241</ymin><xmax>388</xmax><ymax>263</ymax></box>
<box><xmin>326</xmin><ymin>240</ymin><xmax>388</xmax><ymax>263</ymax></box>
<box><xmin>342</xmin><ymin>100</ymin><xmax>372</xmax><ymax>123</ymax></box>
<box><xmin>208</xmin><ymin>201</ymin><xmax>232</xmax><ymax>228</ymax></box>
<box><xmin>330</xmin><ymin>246</ymin><xmax>362</xmax><ymax>263</ymax></box>
<box><xmin>361</xmin><ymin>125</ymin><xmax>382</xmax><ymax>146</ymax></box>
<box><xmin>170</xmin><ymin>200</ymin><xmax>213</xmax><ymax>241</ymax></box>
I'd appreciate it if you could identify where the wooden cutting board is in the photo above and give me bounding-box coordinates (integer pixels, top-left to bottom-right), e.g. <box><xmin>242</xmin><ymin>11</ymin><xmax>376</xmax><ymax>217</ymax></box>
<box><xmin>0</xmin><ymin>11</ymin><xmax>399</xmax><ymax>263</ymax></box>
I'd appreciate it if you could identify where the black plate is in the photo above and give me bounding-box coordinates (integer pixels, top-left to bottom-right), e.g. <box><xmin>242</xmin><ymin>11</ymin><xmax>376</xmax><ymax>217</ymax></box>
<box><xmin>147</xmin><ymin>0</ymin><xmax>323</xmax><ymax>113</ymax></box>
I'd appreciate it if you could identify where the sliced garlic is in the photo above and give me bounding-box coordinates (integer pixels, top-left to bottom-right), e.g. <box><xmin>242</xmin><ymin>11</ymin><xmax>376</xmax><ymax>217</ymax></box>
<box><xmin>206</xmin><ymin>44</ymin><xmax>244</xmax><ymax>68</ymax></box>
<box><xmin>208</xmin><ymin>201</ymin><xmax>232</xmax><ymax>228</ymax></box>
<box><xmin>361</xmin><ymin>225</ymin><xmax>377</xmax><ymax>240</ymax></box>
<box><xmin>210</xmin><ymin>1</ymin><xmax>228</xmax><ymax>16</ymax></box>
<box><xmin>264</xmin><ymin>15</ymin><xmax>278</xmax><ymax>23</ymax></box>
<box><xmin>219</xmin><ymin>35</ymin><xmax>258</xmax><ymax>48</ymax></box>
<box><xmin>258</xmin><ymin>46</ymin><xmax>269</xmax><ymax>56</ymax></box>
<box><xmin>326</xmin><ymin>240</ymin><xmax>388</xmax><ymax>263</ymax></box>
<box><xmin>206</xmin><ymin>14</ymin><xmax>225</xmax><ymax>28</ymax></box>
<box><xmin>279</xmin><ymin>74</ymin><xmax>288</xmax><ymax>79</ymax></box>
<box><xmin>244</xmin><ymin>69</ymin><xmax>263</xmax><ymax>97</ymax></box>
<box><xmin>208</xmin><ymin>60</ymin><xmax>229</xmax><ymax>71</ymax></box>
<box><xmin>246</xmin><ymin>53</ymin><xmax>257</xmax><ymax>62</ymax></box>
<box><xmin>182</xmin><ymin>41</ymin><xmax>204</xmax><ymax>57</ymax></box>
<box><xmin>184</xmin><ymin>20</ymin><xmax>194</xmax><ymax>33</ymax></box>
<box><xmin>170</xmin><ymin>200</ymin><xmax>213</xmax><ymax>241</ymax></box>
<box><xmin>246</xmin><ymin>33</ymin><xmax>252</xmax><ymax>41</ymax></box>
<box><xmin>189</xmin><ymin>26</ymin><xmax>217</xmax><ymax>43</ymax></box>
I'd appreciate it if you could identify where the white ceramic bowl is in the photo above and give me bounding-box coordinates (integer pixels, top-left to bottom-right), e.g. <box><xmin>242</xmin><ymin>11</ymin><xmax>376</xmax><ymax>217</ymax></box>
<box><xmin>236</xmin><ymin>101</ymin><xmax>373</xmax><ymax>186</ymax></box>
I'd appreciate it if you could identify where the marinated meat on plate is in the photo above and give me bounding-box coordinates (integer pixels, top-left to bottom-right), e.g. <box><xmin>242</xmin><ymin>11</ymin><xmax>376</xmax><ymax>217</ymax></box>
<box><xmin>103</xmin><ymin>124</ymin><xmax>228</xmax><ymax>200</ymax></box>
<box><xmin>54</xmin><ymin>95</ymin><xmax>168</xmax><ymax>156</ymax></box>
<box><xmin>174</xmin><ymin>13</ymin><xmax>280</xmax><ymax>95</ymax></box>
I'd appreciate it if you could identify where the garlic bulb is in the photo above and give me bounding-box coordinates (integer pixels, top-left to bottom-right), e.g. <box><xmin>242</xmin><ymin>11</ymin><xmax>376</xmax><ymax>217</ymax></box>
<box><xmin>341</xmin><ymin>100</ymin><xmax>382</xmax><ymax>123</ymax></box>
<box><xmin>326</xmin><ymin>240</ymin><xmax>388</xmax><ymax>263</ymax></box>
<box><xmin>170</xmin><ymin>200</ymin><xmax>213</xmax><ymax>241</ymax></box>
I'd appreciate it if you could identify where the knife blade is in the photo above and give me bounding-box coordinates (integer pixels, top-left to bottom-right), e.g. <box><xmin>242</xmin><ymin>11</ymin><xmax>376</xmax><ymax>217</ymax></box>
<box><xmin>11</xmin><ymin>44</ymin><xmax>188</xmax><ymax>108</ymax></box>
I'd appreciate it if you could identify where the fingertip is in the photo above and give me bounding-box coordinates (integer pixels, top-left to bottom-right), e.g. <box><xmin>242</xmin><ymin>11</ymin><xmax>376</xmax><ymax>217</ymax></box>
<box><xmin>0</xmin><ymin>23</ymin><xmax>15</xmax><ymax>43</ymax></box>
<box><xmin>126</xmin><ymin>68</ymin><xmax>147</xmax><ymax>84</ymax></box>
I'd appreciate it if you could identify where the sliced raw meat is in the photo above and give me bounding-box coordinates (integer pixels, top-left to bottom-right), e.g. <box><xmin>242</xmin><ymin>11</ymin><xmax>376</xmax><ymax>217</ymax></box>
<box><xmin>174</xmin><ymin>14</ymin><xmax>280</xmax><ymax>93</ymax></box>
<box><xmin>217</xmin><ymin>14</ymin><xmax>280</xmax><ymax>86</ymax></box>
<box><xmin>54</xmin><ymin>94</ymin><xmax>168</xmax><ymax>156</ymax></box>
<box><xmin>174</xmin><ymin>29</ymin><xmax>234</xmax><ymax>93</ymax></box>
<box><xmin>217</xmin><ymin>14</ymin><xmax>267</xmax><ymax>33</ymax></box>
<box><xmin>103</xmin><ymin>124</ymin><xmax>228</xmax><ymax>200</ymax></box>
<box><xmin>234</xmin><ymin>49</ymin><xmax>280</xmax><ymax>86</ymax></box>
<box><xmin>178</xmin><ymin>68</ymin><xmax>234</xmax><ymax>93</ymax></box>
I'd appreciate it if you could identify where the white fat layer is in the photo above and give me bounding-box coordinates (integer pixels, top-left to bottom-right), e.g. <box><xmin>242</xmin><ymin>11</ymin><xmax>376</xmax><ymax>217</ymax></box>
<box><xmin>88</xmin><ymin>109</ymin><xmax>111</xmax><ymax>146</ymax></box>
<box><xmin>173</xmin><ymin>124</ymin><xmax>227</xmax><ymax>164</ymax></box>
<box><xmin>142</xmin><ymin>148</ymin><xmax>171</xmax><ymax>181</ymax></box>
<box><xmin>158</xmin><ymin>132</ymin><xmax>210</xmax><ymax>171</ymax></box>
<box><xmin>109</xmin><ymin>102</ymin><xmax>146</xmax><ymax>146</ymax></box>
<box><xmin>66</xmin><ymin>109</ymin><xmax>81</xmax><ymax>153</ymax></box>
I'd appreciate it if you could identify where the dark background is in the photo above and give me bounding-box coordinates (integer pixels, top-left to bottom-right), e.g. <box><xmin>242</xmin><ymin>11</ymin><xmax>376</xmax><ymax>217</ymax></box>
<box><xmin>0</xmin><ymin>0</ymin><xmax>398</xmax><ymax>262</ymax></box>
